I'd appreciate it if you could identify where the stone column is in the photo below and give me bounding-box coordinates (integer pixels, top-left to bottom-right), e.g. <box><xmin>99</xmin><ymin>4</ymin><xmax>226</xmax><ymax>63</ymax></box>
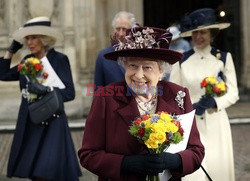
<box><xmin>240</xmin><ymin>0</ymin><xmax>250</xmax><ymax>89</ymax></box>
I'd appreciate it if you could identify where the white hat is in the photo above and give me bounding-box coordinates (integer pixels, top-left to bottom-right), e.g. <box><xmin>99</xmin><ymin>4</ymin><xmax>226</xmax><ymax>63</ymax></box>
<box><xmin>12</xmin><ymin>16</ymin><xmax>63</xmax><ymax>43</ymax></box>
<box><xmin>168</xmin><ymin>26</ymin><xmax>181</xmax><ymax>40</ymax></box>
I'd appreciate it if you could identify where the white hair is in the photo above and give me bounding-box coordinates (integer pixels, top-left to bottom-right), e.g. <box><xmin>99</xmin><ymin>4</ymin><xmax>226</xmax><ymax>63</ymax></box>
<box><xmin>117</xmin><ymin>57</ymin><xmax>172</xmax><ymax>79</ymax></box>
<box><xmin>112</xmin><ymin>11</ymin><xmax>136</xmax><ymax>28</ymax></box>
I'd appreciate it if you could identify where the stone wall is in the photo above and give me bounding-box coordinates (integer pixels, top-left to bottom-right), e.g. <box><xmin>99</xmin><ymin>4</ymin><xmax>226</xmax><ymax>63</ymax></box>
<box><xmin>240</xmin><ymin>0</ymin><xmax>250</xmax><ymax>92</ymax></box>
<box><xmin>0</xmin><ymin>0</ymin><xmax>249</xmax><ymax>122</ymax></box>
<box><xmin>0</xmin><ymin>0</ymin><xmax>143</xmax><ymax>121</ymax></box>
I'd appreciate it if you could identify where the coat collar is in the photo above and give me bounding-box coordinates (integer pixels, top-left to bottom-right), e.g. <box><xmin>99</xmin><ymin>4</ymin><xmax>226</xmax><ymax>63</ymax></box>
<box><xmin>113</xmin><ymin>81</ymin><xmax>182</xmax><ymax>126</ymax></box>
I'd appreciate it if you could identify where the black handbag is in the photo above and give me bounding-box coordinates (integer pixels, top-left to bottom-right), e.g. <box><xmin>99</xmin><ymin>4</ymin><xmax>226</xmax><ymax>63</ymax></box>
<box><xmin>28</xmin><ymin>89</ymin><xmax>64</xmax><ymax>124</ymax></box>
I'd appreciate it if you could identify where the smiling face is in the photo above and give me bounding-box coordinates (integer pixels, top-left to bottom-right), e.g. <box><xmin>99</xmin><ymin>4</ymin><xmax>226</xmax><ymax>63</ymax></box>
<box><xmin>24</xmin><ymin>35</ymin><xmax>46</xmax><ymax>59</ymax></box>
<box><xmin>124</xmin><ymin>57</ymin><xmax>163</xmax><ymax>98</ymax></box>
<box><xmin>192</xmin><ymin>29</ymin><xmax>212</xmax><ymax>49</ymax></box>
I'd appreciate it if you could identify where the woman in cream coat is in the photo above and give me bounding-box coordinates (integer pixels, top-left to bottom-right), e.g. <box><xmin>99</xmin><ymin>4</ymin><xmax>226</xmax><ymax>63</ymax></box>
<box><xmin>170</xmin><ymin>8</ymin><xmax>239</xmax><ymax>181</ymax></box>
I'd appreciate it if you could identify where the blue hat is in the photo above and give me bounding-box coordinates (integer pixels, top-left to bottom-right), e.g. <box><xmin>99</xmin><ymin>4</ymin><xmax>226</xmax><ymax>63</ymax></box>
<box><xmin>180</xmin><ymin>8</ymin><xmax>230</xmax><ymax>37</ymax></box>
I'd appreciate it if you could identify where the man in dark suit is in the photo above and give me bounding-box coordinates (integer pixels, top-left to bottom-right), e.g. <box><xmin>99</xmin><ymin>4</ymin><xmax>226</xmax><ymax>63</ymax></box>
<box><xmin>94</xmin><ymin>11</ymin><xmax>136</xmax><ymax>88</ymax></box>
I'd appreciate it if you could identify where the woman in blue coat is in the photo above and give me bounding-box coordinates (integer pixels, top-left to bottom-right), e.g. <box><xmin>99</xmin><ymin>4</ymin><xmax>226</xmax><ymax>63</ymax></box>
<box><xmin>78</xmin><ymin>26</ymin><xmax>205</xmax><ymax>181</ymax></box>
<box><xmin>0</xmin><ymin>17</ymin><xmax>81</xmax><ymax>181</ymax></box>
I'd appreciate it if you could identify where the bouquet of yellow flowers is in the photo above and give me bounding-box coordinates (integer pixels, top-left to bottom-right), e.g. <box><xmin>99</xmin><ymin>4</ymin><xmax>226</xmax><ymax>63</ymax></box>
<box><xmin>200</xmin><ymin>76</ymin><xmax>226</xmax><ymax>98</ymax></box>
<box><xmin>129</xmin><ymin>111</ymin><xmax>184</xmax><ymax>181</ymax></box>
<box><xmin>17</xmin><ymin>57</ymin><xmax>48</xmax><ymax>100</ymax></box>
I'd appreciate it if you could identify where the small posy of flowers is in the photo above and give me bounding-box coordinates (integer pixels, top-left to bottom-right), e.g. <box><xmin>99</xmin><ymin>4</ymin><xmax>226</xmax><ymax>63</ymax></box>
<box><xmin>17</xmin><ymin>57</ymin><xmax>48</xmax><ymax>101</ymax></box>
<box><xmin>129</xmin><ymin>111</ymin><xmax>184</xmax><ymax>154</ymax></box>
<box><xmin>17</xmin><ymin>57</ymin><xmax>48</xmax><ymax>83</ymax></box>
<box><xmin>200</xmin><ymin>76</ymin><xmax>226</xmax><ymax>97</ymax></box>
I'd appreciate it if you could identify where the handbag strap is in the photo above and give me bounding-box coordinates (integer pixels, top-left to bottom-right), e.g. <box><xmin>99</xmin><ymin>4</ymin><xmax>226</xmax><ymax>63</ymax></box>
<box><xmin>201</xmin><ymin>165</ymin><xmax>213</xmax><ymax>181</ymax></box>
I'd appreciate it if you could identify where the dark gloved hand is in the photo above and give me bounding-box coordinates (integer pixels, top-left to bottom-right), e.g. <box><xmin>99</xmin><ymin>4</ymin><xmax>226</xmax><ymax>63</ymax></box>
<box><xmin>121</xmin><ymin>154</ymin><xmax>166</xmax><ymax>175</ymax></box>
<box><xmin>199</xmin><ymin>97</ymin><xmax>217</xmax><ymax>109</ymax></box>
<box><xmin>27</xmin><ymin>82</ymin><xmax>51</xmax><ymax>95</ymax></box>
<box><xmin>193</xmin><ymin>102</ymin><xmax>206</xmax><ymax>116</ymax></box>
<box><xmin>158</xmin><ymin>152</ymin><xmax>182</xmax><ymax>170</ymax></box>
<box><xmin>193</xmin><ymin>97</ymin><xmax>217</xmax><ymax>116</ymax></box>
<box><xmin>8</xmin><ymin>40</ymin><xmax>23</xmax><ymax>54</ymax></box>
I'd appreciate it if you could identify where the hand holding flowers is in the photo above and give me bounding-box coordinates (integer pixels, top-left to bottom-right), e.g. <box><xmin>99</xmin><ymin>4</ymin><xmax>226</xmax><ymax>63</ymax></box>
<box><xmin>194</xmin><ymin>76</ymin><xmax>226</xmax><ymax>115</ymax></box>
<box><xmin>128</xmin><ymin>112</ymin><xmax>184</xmax><ymax>181</ymax></box>
<box><xmin>17</xmin><ymin>57</ymin><xmax>48</xmax><ymax>101</ymax></box>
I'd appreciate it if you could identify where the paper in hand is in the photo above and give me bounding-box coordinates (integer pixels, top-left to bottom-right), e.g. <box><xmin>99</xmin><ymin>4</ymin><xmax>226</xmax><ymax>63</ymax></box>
<box><xmin>159</xmin><ymin>110</ymin><xmax>195</xmax><ymax>180</ymax></box>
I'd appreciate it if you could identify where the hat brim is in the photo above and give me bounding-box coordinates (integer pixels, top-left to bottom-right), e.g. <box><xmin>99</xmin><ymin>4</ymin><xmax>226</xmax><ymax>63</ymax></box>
<box><xmin>180</xmin><ymin>23</ymin><xmax>231</xmax><ymax>37</ymax></box>
<box><xmin>12</xmin><ymin>26</ymin><xmax>64</xmax><ymax>43</ymax></box>
<box><xmin>104</xmin><ymin>48</ymin><xmax>184</xmax><ymax>65</ymax></box>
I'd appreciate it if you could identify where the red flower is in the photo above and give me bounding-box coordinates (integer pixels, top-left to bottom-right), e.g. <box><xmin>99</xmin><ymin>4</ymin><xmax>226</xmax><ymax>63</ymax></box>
<box><xmin>212</xmin><ymin>86</ymin><xmax>221</xmax><ymax>94</ymax></box>
<box><xmin>17</xmin><ymin>63</ymin><xmax>23</xmax><ymax>71</ymax></box>
<box><xmin>34</xmin><ymin>64</ymin><xmax>43</xmax><ymax>72</ymax></box>
<box><xmin>142</xmin><ymin>114</ymin><xmax>150</xmax><ymax>120</ymax></box>
<box><xmin>165</xmin><ymin>137</ymin><xmax>169</xmax><ymax>143</ymax></box>
<box><xmin>172</xmin><ymin>120</ymin><xmax>180</xmax><ymax>127</ymax></box>
<box><xmin>178</xmin><ymin>127</ymin><xmax>184</xmax><ymax>136</ymax></box>
<box><xmin>135</xmin><ymin>118</ymin><xmax>142</xmax><ymax>125</ymax></box>
<box><xmin>138</xmin><ymin>128</ymin><xmax>145</xmax><ymax>138</ymax></box>
<box><xmin>43</xmin><ymin>72</ymin><xmax>49</xmax><ymax>79</ymax></box>
<box><xmin>200</xmin><ymin>79</ymin><xmax>207</xmax><ymax>88</ymax></box>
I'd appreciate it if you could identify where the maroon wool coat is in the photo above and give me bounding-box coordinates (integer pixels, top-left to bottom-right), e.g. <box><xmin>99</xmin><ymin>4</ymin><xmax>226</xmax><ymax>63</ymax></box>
<box><xmin>78</xmin><ymin>81</ymin><xmax>204</xmax><ymax>181</ymax></box>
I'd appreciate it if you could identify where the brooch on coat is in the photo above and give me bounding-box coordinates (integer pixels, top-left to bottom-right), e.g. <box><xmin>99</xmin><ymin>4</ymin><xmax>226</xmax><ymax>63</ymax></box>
<box><xmin>175</xmin><ymin>90</ymin><xmax>186</xmax><ymax>110</ymax></box>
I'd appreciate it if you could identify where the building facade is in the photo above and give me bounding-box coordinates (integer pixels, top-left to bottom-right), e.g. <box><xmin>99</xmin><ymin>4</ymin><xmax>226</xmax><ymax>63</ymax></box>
<box><xmin>0</xmin><ymin>0</ymin><xmax>249</xmax><ymax>122</ymax></box>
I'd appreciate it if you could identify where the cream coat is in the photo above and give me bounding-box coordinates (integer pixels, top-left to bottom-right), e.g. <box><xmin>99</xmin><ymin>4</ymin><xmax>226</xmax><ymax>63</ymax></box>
<box><xmin>169</xmin><ymin>45</ymin><xmax>239</xmax><ymax>181</ymax></box>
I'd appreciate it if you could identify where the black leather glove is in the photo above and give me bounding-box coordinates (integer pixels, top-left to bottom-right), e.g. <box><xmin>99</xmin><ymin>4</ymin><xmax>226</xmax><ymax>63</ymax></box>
<box><xmin>27</xmin><ymin>82</ymin><xmax>51</xmax><ymax>95</ymax></box>
<box><xmin>121</xmin><ymin>154</ymin><xmax>166</xmax><ymax>175</ymax></box>
<box><xmin>8</xmin><ymin>40</ymin><xmax>23</xmax><ymax>54</ymax></box>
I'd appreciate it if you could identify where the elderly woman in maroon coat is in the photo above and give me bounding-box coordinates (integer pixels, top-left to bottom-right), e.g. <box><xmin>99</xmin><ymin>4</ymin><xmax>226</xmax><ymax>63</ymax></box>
<box><xmin>78</xmin><ymin>26</ymin><xmax>204</xmax><ymax>181</ymax></box>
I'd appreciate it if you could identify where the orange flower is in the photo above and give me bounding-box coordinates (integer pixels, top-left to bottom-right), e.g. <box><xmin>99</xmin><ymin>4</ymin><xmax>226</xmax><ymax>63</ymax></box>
<box><xmin>135</xmin><ymin>118</ymin><xmax>142</xmax><ymax>125</ymax></box>
<box><xmin>34</xmin><ymin>64</ymin><xmax>43</xmax><ymax>72</ymax></box>
<box><xmin>142</xmin><ymin>114</ymin><xmax>150</xmax><ymax>120</ymax></box>
<box><xmin>200</xmin><ymin>79</ymin><xmax>207</xmax><ymax>88</ymax></box>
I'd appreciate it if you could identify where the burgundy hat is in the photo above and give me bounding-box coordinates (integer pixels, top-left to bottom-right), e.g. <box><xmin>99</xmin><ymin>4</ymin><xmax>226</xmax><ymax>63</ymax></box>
<box><xmin>104</xmin><ymin>26</ymin><xmax>184</xmax><ymax>64</ymax></box>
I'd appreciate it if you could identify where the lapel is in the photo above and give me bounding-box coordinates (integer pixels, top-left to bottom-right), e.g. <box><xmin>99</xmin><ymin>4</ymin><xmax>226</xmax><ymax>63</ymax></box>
<box><xmin>114</xmin><ymin>82</ymin><xmax>140</xmax><ymax>126</ymax></box>
<box><xmin>113</xmin><ymin>81</ymin><xmax>183</xmax><ymax>126</ymax></box>
<box><xmin>46</xmin><ymin>48</ymin><xmax>57</xmax><ymax>68</ymax></box>
<box><xmin>156</xmin><ymin>81</ymin><xmax>181</xmax><ymax>115</ymax></box>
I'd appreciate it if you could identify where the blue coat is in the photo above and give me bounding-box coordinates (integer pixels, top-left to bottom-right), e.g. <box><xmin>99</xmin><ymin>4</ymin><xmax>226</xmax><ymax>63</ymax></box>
<box><xmin>94</xmin><ymin>46</ymin><xmax>125</xmax><ymax>87</ymax></box>
<box><xmin>78</xmin><ymin>81</ymin><xmax>204</xmax><ymax>181</ymax></box>
<box><xmin>0</xmin><ymin>49</ymin><xmax>82</xmax><ymax>180</ymax></box>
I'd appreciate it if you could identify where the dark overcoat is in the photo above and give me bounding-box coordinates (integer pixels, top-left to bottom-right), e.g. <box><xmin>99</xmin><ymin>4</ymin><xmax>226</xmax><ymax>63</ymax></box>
<box><xmin>78</xmin><ymin>81</ymin><xmax>204</xmax><ymax>181</ymax></box>
<box><xmin>94</xmin><ymin>46</ymin><xmax>125</xmax><ymax>87</ymax></box>
<box><xmin>0</xmin><ymin>49</ymin><xmax>82</xmax><ymax>180</ymax></box>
